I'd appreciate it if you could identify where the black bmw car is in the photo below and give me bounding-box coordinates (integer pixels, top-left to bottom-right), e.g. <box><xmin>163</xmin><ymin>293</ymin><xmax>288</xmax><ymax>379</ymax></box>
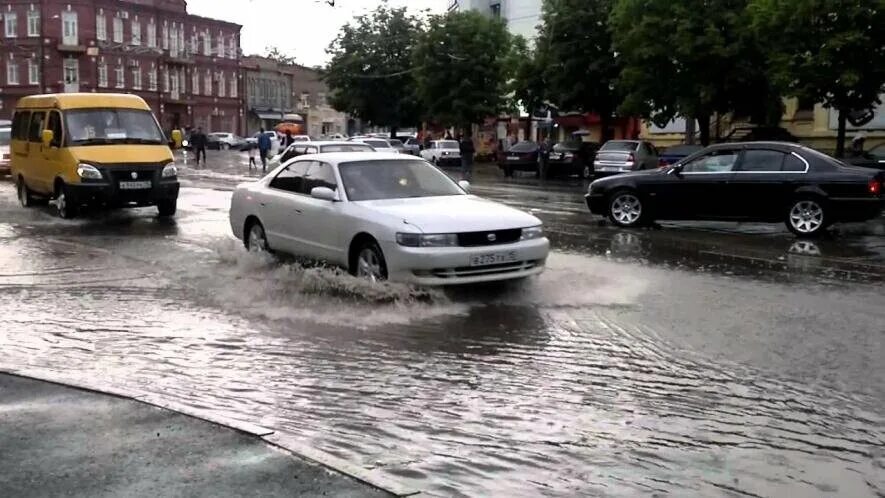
<box><xmin>499</xmin><ymin>141</ymin><xmax>540</xmax><ymax>177</ymax></box>
<box><xmin>585</xmin><ymin>142</ymin><xmax>884</xmax><ymax>237</ymax></box>
<box><xmin>546</xmin><ymin>141</ymin><xmax>600</xmax><ymax>178</ymax></box>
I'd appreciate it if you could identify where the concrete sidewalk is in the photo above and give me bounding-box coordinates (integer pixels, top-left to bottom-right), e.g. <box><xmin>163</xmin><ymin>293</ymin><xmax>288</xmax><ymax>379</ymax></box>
<box><xmin>0</xmin><ymin>374</ymin><xmax>391</xmax><ymax>498</ymax></box>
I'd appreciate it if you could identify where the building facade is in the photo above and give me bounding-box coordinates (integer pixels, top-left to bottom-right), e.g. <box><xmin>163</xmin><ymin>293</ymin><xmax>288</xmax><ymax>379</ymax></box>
<box><xmin>0</xmin><ymin>0</ymin><xmax>242</xmax><ymax>134</ymax></box>
<box><xmin>451</xmin><ymin>0</ymin><xmax>542</xmax><ymax>42</ymax></box>
<box><xmin>290</xmin><ymin>64</ymin><xmax>346</xmax><ymax>138</ymax></box>
<box><xmin>241</xmin><ymin>55</ymin><xmax>299</xmax><ymax>134</ymax></box>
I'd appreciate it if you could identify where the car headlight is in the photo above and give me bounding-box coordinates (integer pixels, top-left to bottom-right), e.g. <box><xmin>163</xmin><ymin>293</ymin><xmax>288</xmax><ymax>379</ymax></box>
<box><xmin>396</xmin><ymin>232</ymin><xmax>459</xmax><ymax>247</ymax></box>
<box><xmin>520</xmin><ymin>226</ymin><xmax>544</xmax><ymax>240</ymax></box>
<box><xmin>77</xmin><ymin>163</ymin><xmax>102</xmax><ymax>180</ymax></box>
<box><xmin>162</xmin><ymin>163</ymin><xmax>178</xmax><ymax>178</ymax></box>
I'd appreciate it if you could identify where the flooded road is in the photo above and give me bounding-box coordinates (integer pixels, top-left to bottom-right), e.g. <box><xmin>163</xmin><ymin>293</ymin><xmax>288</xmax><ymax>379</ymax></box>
<box><xmin>1</xmin><ymin>154</ymin><xmax>884</xmax><ymax>497</ymax></box>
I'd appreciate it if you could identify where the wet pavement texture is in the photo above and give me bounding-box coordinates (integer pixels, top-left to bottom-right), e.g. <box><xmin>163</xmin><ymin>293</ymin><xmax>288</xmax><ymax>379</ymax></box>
<box><xmin>0</xmin><ymin>150</ymin><xmax>883</xmax><ymax>497</ymax></box>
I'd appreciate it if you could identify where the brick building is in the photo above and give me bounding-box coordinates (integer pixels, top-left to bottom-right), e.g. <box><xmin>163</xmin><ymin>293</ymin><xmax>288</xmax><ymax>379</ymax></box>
<box><xmin>0</xmin><ymin>0</ymin><xmax>242</xmax><ymax>134</ymax></box>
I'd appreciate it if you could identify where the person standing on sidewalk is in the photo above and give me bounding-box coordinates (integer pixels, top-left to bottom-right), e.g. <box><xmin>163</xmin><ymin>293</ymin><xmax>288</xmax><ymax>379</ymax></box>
<box><xmin>190</xmin><ymin>127</ymin><xmax>208</xmax><ymax>167</ymax></box>
<box><xmin>459</xmin><ymin>132</ymin><xmax>475</xmax><ymax>181</ymax></box>
<box><xmin>258</xmin><ymin>128</ymin><xmax>272</xmax><ymax>173</ymax></box>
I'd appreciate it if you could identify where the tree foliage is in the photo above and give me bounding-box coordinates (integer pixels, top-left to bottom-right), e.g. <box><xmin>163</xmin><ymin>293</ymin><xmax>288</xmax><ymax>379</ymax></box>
<box><xmin>324</xmin><ymin>6</ymin><xmax>422</xmax><ymax>134</ymax></box>
<box><xmin>413</xmin><ymin>11</ymin><xmax>514</xmax><ymax>129</ymax></box>
<box><xmin>749</xmin><ymin>0</ymin><xmax>885</xmax><ymax>156</ymax></box>
<box><xmin>263</xmin><ymin>46</ymin><xmax>297</xmax><ymax>66</ymax></box>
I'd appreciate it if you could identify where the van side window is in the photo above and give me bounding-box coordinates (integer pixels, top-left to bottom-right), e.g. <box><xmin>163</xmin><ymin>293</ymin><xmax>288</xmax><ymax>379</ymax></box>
<box><xmin>12</xmin><ymin>111</ymin><xmax>31</xmax><ymax>140</ymax></box>
<box><xmin>28</xmin><ymin>112</ymin><xmax>45</xmax><ymax>142</ymax></box>
<box><xmin>47</xmin><ymin>111</ymin><xmax>63</xmax><ymax>147</ymax></box>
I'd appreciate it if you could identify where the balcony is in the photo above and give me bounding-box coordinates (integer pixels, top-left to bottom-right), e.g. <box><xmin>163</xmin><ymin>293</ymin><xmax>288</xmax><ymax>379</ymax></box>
<box><xmin>57</xmin><ymin>43</ymin><xmax>87</xmax><ymax>54</ymax></box>
<box><xmin>164</xmin><ymin>51</ymin><xmax>195</xmax><ymax>65</ymax></box>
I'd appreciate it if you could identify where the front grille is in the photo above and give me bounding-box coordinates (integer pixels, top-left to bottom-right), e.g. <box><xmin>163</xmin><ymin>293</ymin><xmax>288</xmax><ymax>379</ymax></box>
<box><xmin>109</xmin><ymin>168</ymin><xmax>159</xmax><ymax>183</ymax></box>
<box><xmin>457</xmin><ymin>228</ymin><xmax>522</xmax><ymax>247</ymax></box>
<box><xmin>417</xmin><ymin>260</ymin><xmax>542</xmax><ymax>279</ymax></box>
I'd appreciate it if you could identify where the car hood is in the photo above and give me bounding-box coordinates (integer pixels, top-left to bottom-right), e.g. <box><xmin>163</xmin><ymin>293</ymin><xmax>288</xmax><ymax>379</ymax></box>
<box><xmin>69</xmin><ymin>145</ymin><xmax>174</xmax><ymax>165</ymax></box>
<box><xmin>355</xmin><ymin>195</ymin><xmax>541</xmax><ymax>233</ymax></box>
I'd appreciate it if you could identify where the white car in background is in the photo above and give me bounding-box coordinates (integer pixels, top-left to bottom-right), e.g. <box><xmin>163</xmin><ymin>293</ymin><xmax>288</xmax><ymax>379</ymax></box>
<box><xmin>0</xmin><ymin>126</ymin><xmax>10</xmax><ymax>175</ymax></box>
<box><xmin>208</xmin><ymin>132</ymin><xmax>246</xmax><ymax>150</ymax></box>
<box><xmin>351</xmin><ymin>137</ymin><xmax>399</xmax><ymax>153</ymax></box>
<box><xmin>229</xmin><ymin>153</ymin><xmax>549</xmax><ymax>285</ymax></box>
<box><xmin>420</xmin><ymin>140</ymin><xmax>462</xmax><ymax>166</ymax></box>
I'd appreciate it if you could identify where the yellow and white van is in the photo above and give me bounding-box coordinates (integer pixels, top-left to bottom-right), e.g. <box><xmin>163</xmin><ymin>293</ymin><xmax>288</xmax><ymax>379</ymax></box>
<box><xmin>10</xmin><ymin>93</ymin><xmax>181</xmax><ymax>218</ymax></box>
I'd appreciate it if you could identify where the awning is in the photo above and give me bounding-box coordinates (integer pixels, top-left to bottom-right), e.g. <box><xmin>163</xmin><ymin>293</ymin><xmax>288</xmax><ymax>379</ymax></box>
<box><xmin>255</xmin><ymin>111</ymin><xmax>282</xmax><ymax>120</ymax></box>
<box><xmin>281</xmin><ymin>113</ymin><xmax>304</xmax><ymax>122</ymax></box>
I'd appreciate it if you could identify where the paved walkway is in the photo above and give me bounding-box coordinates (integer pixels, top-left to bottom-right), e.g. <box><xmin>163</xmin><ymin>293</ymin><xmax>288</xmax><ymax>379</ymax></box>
<box><xmin>0</xmin><ymin>374</ymin><xmax>391</xmax><ymax>498</ymax></box>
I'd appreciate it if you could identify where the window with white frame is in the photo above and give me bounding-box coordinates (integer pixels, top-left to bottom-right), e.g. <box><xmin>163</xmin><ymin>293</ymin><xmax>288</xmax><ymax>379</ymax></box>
<box><xmin>6</xmin><ymin>58</ymin><xmax>19</xmax><ymax>84</ymax></box>
<box><xmin>162</xmin><ymin>22</ymin><xmax>168</xmax><ymax>50</ymax></box>
<box><xmin>228</xmin><ymin>37</ymin><xmax>236</xmax><ymax>59</ymax></box>
<box><xmin>114</xmin><ymin>65</ymin><xmax>124</xmax><ymax>88</ymax></box>
<box><xmin>162</xmin><ymin>68</ymin><xmax>169</xmax><ymax>92</ymax></box>
<box><xmin>203</xmin><ymin>31</ymin><xmax>211</xmax><ymax>56</ymax></box>
<box><xmin>27</xmin><ymin>10</ymin><xmax>39</xmax><ymax>37</ymax></box>
<box><xmin>168</xmin><ymin>24</ymin><xmax>177</xmax><ymax>56</ymax></box>
<box><xmin>146</xmin><ymin>21</ymin><xmax>156</xmax><ymax>47</ymax></box>
<box><xmin>189</xmin><ymin>33</ymin><xmax>197</xmax><ymax>55</ymax></box>
<box><xmin>217</xmin><ymin>72</ymin><xmax>226</xmax><ymax>97</ymax></box>
<box><xmin>62</xmin><ymin>11</ymin><xmax>78</xmax><ymax>45</ymax></box>
<box><xmin>131</xmin><ymin>67</ymin><xmax>141</xmax><ymax>89</ymax></box>
<box><xmin>192</xmin><ymin>70</ymin><xmax>199</xmax><ymax>95</ymax></box>
<box><xmin>229</xmin><ymin>76</ymin><xmax>237</xmax><ymax>98</ymax></box>
<box><xmin>216</xmin><ymin>30</ymin><xmax>224</xmax><ymax>57</ymax></box>
<box><xmin>177</xmin><ymin>29</ymin><xmax>184</xmax><ymax>57</ymax></box>
<box><xmin>204</xmin><ymin>69</ymin><xmax>211</xmax><ymax>95</ymax></box>
<box><xmin>131</xmin><ymin>19</ymin><xmax>140</xmax><ymax>45</ymax></box>
<box><xmin>98</xmin><ymin>62</ymin><xmax>108</xmax><ymax>87</ymax></box>
<box><xmin>148</xmin><ymin>66</ymin><xmax>157</xmax><ymax>91</ymax></box>
<box><xmin>177</xmin><ymin>69</ymin><xmax>185</xmax><ymax>94</ymax></box>
<box><xmin>28</xmin><ymin>58</ymin><xmax>39</xmax><ymax>84</ymax></box>
<box><xmin>113</xmin><ymin>17</ymin><xmax>123</xmax><ymax>43</ymax></box>
<box><xmin>96</xmin><ymin>12</ymin><xmax>106</xmax><ymax>41</ymax></box>
<box><xmin>170</xmin><ymin>68</ymin><xmax>179</xmax><ymax>96</ymax></box>
<box><xmin>4</xmin><ymin>13</ymin><xmax>17</xmax><ymax>38</ymax></box>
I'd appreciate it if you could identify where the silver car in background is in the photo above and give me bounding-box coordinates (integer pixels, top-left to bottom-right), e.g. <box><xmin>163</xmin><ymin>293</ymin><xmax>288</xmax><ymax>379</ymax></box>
<box><xmin>594</xmin><ymin>140</ymin><xmax>660</xmax><ymax>178</ymax></box>
<box><xmin>0</xmin><ymin>126</ymin><xmax>10</xmax><ymax>175</ymax></box>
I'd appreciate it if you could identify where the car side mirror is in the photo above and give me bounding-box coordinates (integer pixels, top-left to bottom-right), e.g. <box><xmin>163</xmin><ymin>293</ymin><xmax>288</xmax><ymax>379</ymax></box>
<box><xmin>458</xmin><ymin>180</ymin><xmax>471</xmax><ymax>193</ymax></box>
<box><xmin>42</xmin><ymin>129</ymin><xmax>54</xmax><ymax>147</ymax></box>
<box><xmin>311</xmin><ymin>186</ymin><xmax>338</xmax><ymax>201</ymax></box>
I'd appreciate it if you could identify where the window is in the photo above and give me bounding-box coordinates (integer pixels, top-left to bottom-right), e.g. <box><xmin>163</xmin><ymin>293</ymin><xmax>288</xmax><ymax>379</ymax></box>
<box><xmin>682</xmin><ymin>150</ymin><xmax>739</xmax><ymax>173</ymax></box>
<box><xmin>217</xmin><ymin>72</ymin><xmax>225</xmax><ymax>97</ymax></box>
<box><xmin>317</xmin><ymin>93</ymin><xmax>326</xmax><ymax>107</ymax></box>
<box><xmin>131</xmin><ymin>67</ymin><xmax>141</xmax><ymax>90</ymax></box>
<box><xmin>228</xmin><ymin>37</ymin><xmax>236</xmax><ymax>58</ymax></box>
<box><xmin>305</xmin><ymin>162</ymin><xmax>338</xmax><ymax>193</ymax></box>
<box><xmin>490</xmin><ymin>2</ymin><xmax>502</xmax><ymax>17</ymax></box>
<box><xmin>204</xmin><ymin>69</ymin><xmax>211</xmax><ymax>95</ymax></box>
<box><xmin>739</xmin><ymin>149</ymin><xmax>786</xmax><ymax>172</ymax></box>
<box><xmin>27</xmin><ymin>10</ymin><xmax>39</xmax><ymax>37</ymax></box>
<box><xmin>269</xmin><ymin>161</ymin><xmax>310</xmax><ymax>193</ymax></box>
<box><xmin>216</xmin><ymin>30</ymin><xmax>224</xmax><ymax>57</ymax></box>
<box><xmin>62</xmin><ymin>11</ymin><xmax>78</xmax><ymax>45</ymax></box>
<box><xmin>229</xmin><ymin>77</ymin><xmax>237</xmax><ymax>98</ymax></box>
<box><xmin>96</xmin><ymin>13</ymin><xmax>106</xmax><ymax>41</ymax></box>
<box><xmin>131</xmin><ymin>20</ymin><xmax>140</xmax><ymax>45</ymax></box>
<box><xmin>97</xmin><ymin>62</ymin><xmax>107</xmax><ymax>87</ymax></box>
<box><xmin>600</xmin><ymin>140</ymin><xmax>639</xmax><ymax>152</ymax></box>
<box><xmin>6</xmin><ymin>59</ymin><xmax>19</xmax><ymax>85</ymax></box>
<box><xmin>28</xmin><ymin>111</ymin><xmax>45</xmax><ymax>142</ymax></box>
<box><xmin>148</xmin><ymin>66</ymin><xmax>157</xmax><ymax>91</ymax></box>
<box><xmin>203</xmin><ymin>31</ymin><xmax>211</xmax><ymax>56</ymax></box>
<box><xmin>28</xmin><ymin>58</ymin><xmax>38</xmax><ymax>85</ymax></box>
<box><xmin>114</xmin><ymin>65</ymin><xmax>124</xmax><ymax>88</ymax></box>
<box><xmin>191</xmin><ymin>70</ymin><xmax>199</xmax><ymax>95</ymax></box>
<box><xmin>47</xmin><ymin>111</ymin><xmax>62</xmax><ymax>147</ymax></box>
<box><xmin>162</xmin><ymin>68</ymin><xmax>169</xmax><ymax>92</ymax></box>
<box><xmin>161</xmin><ymin>23</ymin><xmax>168</xmax><ymax>50</ymax></box>
<box><xmin>339</xmin><ymin>160</ymin><xmax>464</xmax><ymax>201</ymax></box>
<box><xmin>147</xmin><ymin>21</ymin><xmax>156</xmax><ymax>47</ymax></box>
<box><xmin>190</xmin><ymin>33</ymin><xmax>197</xmax><ymax>55</ymax></box>
<box><xmin>12</xmin><ymin>111</ymin><xmax>30</xmax><ymax>140</ymax></box>
<box><xmin>113</xmin><ymin>17</ymin><xmax>123</xmax><ymax>43</ymax></box>
<box><xmin>168</xmin><ymin>24</ymin><xmax>178</xmax><ymax>56</ymax></box>
<box><xmin>4</xmin><ymin>12</ymin><xmax>17</xmax><ymax>38</ymax></box>
<box><xmin>783</xmin><ymin>153</ymin><xmax>807</xmax><ymax>172</ymax></box>
<box><xmin>300</xmin><ymin>92</ymin><xmax>310</xmax><ymax>108</ymax></box>
<box><xmin>177</xmin><ymin>29</ymin><xmax>184</xmax><ymax>56</ymax></box>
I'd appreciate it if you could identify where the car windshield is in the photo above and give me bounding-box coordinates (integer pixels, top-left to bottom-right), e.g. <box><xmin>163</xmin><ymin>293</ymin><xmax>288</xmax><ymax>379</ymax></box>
<box><xmin>0</xmin><ymin>128</ymin><xmax>10</xmax><ymax>145</ymax></box>
<box><xmin>65</xmin><ymin>109</ymin><xmax>165</xmax><ymax>146</ymax></box>
<box><xmin>362</xmin><ymin>139</ymin><xmax>391</xmax><ymax>149</ymax></box>
<box><xmin>388</xmin><ymin>139</ymin><xmax>404</xmax><ymax>147</ymax></box>
<box><xmin>339</xmin><ymin>159</ymin><xmax>465</xmax><ymax>201</ymax></box>
<box><xmin>439</xmin><ymin>140</ymin><xmax>459</xmax><ymax>149</ymax></box>
<box><xmin>510</xmin><ymin>141</ymin><xmax>537</xmax><ymax>152</ymax></box>
<box><xmin>601</xmin><ymin>141</ymin><xmax>639</xmax><ymax>152</ymax></box>
<box><xmin>320</xmin><ymin>144</ymin><xmax>375</xmax><ymax>153</ymax></box>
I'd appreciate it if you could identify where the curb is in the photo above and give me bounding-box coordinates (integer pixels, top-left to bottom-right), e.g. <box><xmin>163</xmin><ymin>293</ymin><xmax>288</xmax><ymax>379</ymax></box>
<box><xmin>0</xmin><ymin>367</ymin><xmax>420</xmax><ymax>497</ymax></box>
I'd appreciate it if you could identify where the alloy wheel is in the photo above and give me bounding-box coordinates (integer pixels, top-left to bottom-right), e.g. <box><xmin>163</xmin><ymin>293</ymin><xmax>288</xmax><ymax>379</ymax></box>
<box><xmin>357</xmin><ymin>248</ymin><xmax>383</xmax><ymax>282</ymax></box>
<box><xmin>248</xmin><ymin>224</ymin><xmax>268</xmax><ymax>253</ymax></box>
<box><xmin>789</xmin><ymin>200</ymin><xmax>824</xmax><ymax>234</ymax></box>
<box><xmin>611</xmin><ymin>193</ymin><xmax>642</xmax><ymax>225</ymax></box>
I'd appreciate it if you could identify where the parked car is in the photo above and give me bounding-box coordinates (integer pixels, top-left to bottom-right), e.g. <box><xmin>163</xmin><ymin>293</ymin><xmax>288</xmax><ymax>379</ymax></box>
<box><xmin>846</xmin><ymin>143</ymin><xmax>885</xmax><ymax>171</ymax></box>
<box><xmin>399</xmin><ymin>137</ymin><xmax>421</xmax><ymax>156</ymax></box>
<box><xmin>208</xmin><ymin>132</ymin><xmax>246</xmax><ymax>151</ymax></box>
<box><xmin>420</xmin><ymin>140</ymin><xmax>461</xmax><ymax>166</ymax></box>
<box><xmin>351</xmin><ymin>137</ymin><xmax>397</xmax><ymax>153</ymax></box>
<box><xmin>593</xmin><ymin>140</ymin><xmax>660</xmax><ymax>178</ymax></box>
<box><xmin>585</xmin><ymin>142</ymin><xmax>885</xmax><ymax>237</ymax></box>
<box><xmin>546</xmin><ymin>141</ymin><xmax>600</xmax><ymax>178</ymax></box>
<box><xmin>387</xmin><ymin>138</ymin><xmax>407</xmax><ymax>154</ymax></box>
<box><xmin>658</xmin><ymin>144</ymin><xmax>705</xmax><ymax>167</ymax></box>
<box><xmin>499</xmin><ymin>141</ymin><xmax>541</xmax><ymax>177</ymax></box>
<box><xmin>0</xmin><ymin>126</ymin><xmax>10</xmax><ymax>175</ymax></box>
<box><xmin>270</xmin><ymin>141</ymin><xmax>376</xmax><ymax>169</ymax></box>
<box><xmin>229</xmin><ymin>153</ymin><xmax>549</xmax><ymax>285</ymax></box>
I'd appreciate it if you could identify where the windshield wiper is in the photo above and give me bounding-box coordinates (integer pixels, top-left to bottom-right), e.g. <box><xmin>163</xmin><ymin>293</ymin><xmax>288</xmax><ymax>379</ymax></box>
<box><xmin>122</xmin><ymin>138</ymin><xmax>164</xmax><ymax>145</ymax></box>
<box><xmin>70</xmin><ymin>138</ymin><xmax>118</xmax><ymax>146</ymax></box>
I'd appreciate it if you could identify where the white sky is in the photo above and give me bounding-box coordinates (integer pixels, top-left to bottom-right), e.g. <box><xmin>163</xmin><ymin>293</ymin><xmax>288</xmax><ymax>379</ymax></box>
<box><xmin>185</xmin><ymin>0</ymin><xmax>448</xmax><ymax>68</ymax></box>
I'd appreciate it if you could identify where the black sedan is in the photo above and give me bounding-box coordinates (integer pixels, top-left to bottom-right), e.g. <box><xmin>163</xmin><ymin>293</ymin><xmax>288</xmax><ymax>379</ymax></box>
<box><xmin>585</xmin><ymin>142</ymin><xmax>885</xmax><ymax>237</ymax></box>
<box><xmin>499</xmin><ymin>141</ymin><xmax>540</xmax><ymax>177</ymax></box>
<box><xmin>546</xmin><ymin>141</ymin><xmax>600</xmax><ymax>178</ymax></box>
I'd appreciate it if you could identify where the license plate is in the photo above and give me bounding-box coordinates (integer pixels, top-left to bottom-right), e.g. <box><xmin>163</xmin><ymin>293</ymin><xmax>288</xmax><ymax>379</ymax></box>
<box><xmin>470</xmin><ymin>251</ymin><xmax>519</xmax><ymax>267</ymax></box>
<box><xmin>598</xmin><ymin>166</ymin><xmax>619</xmax><ymax>172</ymax></box>
<box><xmin>119</xmin><ymin>181</ymin><xmax>152</xmax><ymax>190</ymax></box>
<box><xmin>507</xmin><ymin>156</ymin><xmax>520</xmax><ymax>161</ymax></box>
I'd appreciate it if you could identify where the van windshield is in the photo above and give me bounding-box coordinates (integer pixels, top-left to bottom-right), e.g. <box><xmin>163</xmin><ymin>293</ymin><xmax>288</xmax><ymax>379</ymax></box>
<box><xmin>65</xmin><ymin>109</ymin><xmax>165</xmax><ymax>146</ymax></box>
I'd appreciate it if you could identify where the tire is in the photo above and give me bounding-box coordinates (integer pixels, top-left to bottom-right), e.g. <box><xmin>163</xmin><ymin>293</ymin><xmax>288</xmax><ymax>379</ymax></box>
<box><xmin>352</xmin><ymin>240</ymin><xmax>388</xmax><ymax>283</ymax></box>
<box><xmin>245</xmin><ymin>220</ymin><xmax>271</xmax><ymax>253</ymax></box>
<box><xmin>607</xmin><ymin>190</ymin><xmax>645</xmax><ymax>228</ymax></box>
<box><xmin>17</xmin><ymin>177</ymin><xmax>37</xmax><ymax>208</ymax></box>
<box><xmin>157</xmin><ymin>199</ymin><xmax>177</xmax><ymax>217</ymax></box>
<box><xmin>55</xmin><ymin>181</ymin><xmax>77</xmax><ymax>219</ymax></box>
<box><xmin>786</xmin><ymin>197</ymin><xmax>828</xmax><ymax>238</ymax></box>
<box><xmin>222</xmin><ymin>143</ymin><xmax>230</xmax><ymax>151</ymax></box>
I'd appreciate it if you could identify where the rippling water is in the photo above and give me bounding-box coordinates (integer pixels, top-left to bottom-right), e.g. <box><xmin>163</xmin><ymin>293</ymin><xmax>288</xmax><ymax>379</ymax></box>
<box><xmin>1</xmin><ymin>208</ymin><xmax>884</xmax><ymax>496</ymax></box>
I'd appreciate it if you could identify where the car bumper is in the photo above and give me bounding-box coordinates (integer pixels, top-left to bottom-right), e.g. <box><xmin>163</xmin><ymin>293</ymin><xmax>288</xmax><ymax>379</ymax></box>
<box><xmin>67</xmin><ymin>180</ymin><xmax>179</xmax><ymax>207</ymax></box>
<box><xmin>382</xmin><ymin>237</ymin><xmax>550</xmax><ymax>285</ymax></box>
<box><xmin>585</xmin><ymin>193</ymin><xmax>607</xmax><ymax>215</ymax></box>
<box><xmin>436</xmin><ymin>156</ymin><xmax>461</xmax><ymax>166</ymax></box>
<box><xmin>499</xmin><ymin>160</ymin><xmax>536</xmax><ymax>171</ymax></box>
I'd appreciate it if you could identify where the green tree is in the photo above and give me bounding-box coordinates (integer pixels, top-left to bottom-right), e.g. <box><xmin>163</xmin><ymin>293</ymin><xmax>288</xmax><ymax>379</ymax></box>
<box><xmin>509</xmin><ymin>36</ymin><xmax>547</xmax><ymax>138</ymax></box>
<box><xmin>263</xmin><ymin>46</ymin><xmax>297</xmax><ymax>66</ymax></box>
<box><xmin>536</xmin><ymin>0</ymin><xmax>621</xmax><ymax>141</ymax></box>
<box><xmin>750</xmin><ymin>0</ymin><xmax>885</xmax><ymax>157</ymax></box>
<box><xmin>611</xmin><ymin>0</ymin><xmax>777</xmax><ymax>145</ymax></box>
<box><xmin>324</xmin><ymin>6</ymin><xmax>423</xmax><ymax>137</ymax></box>
<box><xmin>413</xmin><ymin>11</ymin><xmax>514</xmax><ymax>130</ymax></box>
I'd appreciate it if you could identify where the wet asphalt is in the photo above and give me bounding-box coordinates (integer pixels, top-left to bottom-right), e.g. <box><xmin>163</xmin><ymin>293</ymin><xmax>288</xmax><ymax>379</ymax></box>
<box><xmin>0</xmin><ymin>149</ymin><xmax>883</xmax><ymax>497</ymax></box>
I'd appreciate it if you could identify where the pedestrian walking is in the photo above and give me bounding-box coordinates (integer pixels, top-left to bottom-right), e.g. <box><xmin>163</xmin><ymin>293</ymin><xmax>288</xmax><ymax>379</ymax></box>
<box><xmin>190</xmin><ymin>127</ymin><xmax>208</xmax><ymax>166</ymax></box>
<box><xmin>257</xmin><ymin>128</ymin><xmax>272</xmax><ymax>173</ymax></box>
<box><xmin>247</xmin><ymin>142</ymin><xmax>257</xmax><ymax>170</ymax></box>
<box><xmin>282</xmin><ymin>130</ymin><xmax>294</xmax><ymax>149</ymax></box>
<box><xmin>459</xmin><ymin>132</ymin><xmax>475</xmax><ymax>182</ymax></box>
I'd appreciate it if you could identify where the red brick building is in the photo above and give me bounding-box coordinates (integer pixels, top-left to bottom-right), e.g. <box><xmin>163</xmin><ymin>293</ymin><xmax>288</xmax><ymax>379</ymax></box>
<box><xmin>0</xmin><ymin>0</ymin><xmax>242</xmax><ymax>134</ymax></box>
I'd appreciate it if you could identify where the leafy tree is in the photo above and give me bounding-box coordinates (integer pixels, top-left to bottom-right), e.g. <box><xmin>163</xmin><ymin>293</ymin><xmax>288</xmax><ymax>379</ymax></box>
<box><xmin>263</xmin><ymin>46</ymin><xmax>297</xmax><ymax>66</ymax></box>
<box><xmin>536</xmin><ymin>0</ymin><xmax>621</xmax><ymax>141</ymax></box>
<box><xmin>611</xmin><ymin>0</ymin><xmax>777</xmax><ymax>145</ymax></box>
<box><xmin>509</xmin><ymin>36</ymin><xmax>547</xmax><ymax>138</ymax></box>
<box><xmin>749</xmin><ymin>0</ymin><xmax>885</xmax><ymax>157</ymax></box>
<box><xmin>413</xmin><ymin>11</ymin><xmax>514</xmax><ymax>130</ymax></box>
<box><xmin>324</xmin><ymin>6</ymin><xmax>423</xmax><ymax>137</ymax></box>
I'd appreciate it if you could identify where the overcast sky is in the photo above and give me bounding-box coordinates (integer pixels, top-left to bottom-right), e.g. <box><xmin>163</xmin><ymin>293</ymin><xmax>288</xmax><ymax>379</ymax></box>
<box><xmin>186</xmin><ymin>0</ymin><xmax>447</xmax><ymax>67</ymax></box>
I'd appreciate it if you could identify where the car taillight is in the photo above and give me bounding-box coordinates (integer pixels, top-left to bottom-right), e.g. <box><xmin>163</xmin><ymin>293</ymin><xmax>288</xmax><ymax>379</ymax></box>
<box><xmin>870</xmin><ymin>179</ymin><xmax>882</xmax><ymax>195</ymax></box>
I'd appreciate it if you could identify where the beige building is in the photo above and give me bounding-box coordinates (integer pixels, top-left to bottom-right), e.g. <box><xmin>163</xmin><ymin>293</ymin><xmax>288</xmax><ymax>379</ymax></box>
<box><xmin>290</xmin><ymin>65</ymin><xmax>347</xmax><ymax>138</ymax></box>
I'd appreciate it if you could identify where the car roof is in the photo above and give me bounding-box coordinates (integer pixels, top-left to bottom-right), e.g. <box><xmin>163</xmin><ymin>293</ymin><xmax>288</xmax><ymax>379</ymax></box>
<box><xmin>301</xmin><ymin>141</ymin><xmax>372</xmax><ymax>147</ymax></box>
<box><xmin>292</xmin><ymin>152</ymin><xmax>417</xmax><ymax>164</ymax></box>
<box><xmin>16</xmin><ymin>93</ymin><xmax>151</xmax><ymax>111</ymax></box>
<box><xmin>706</xmin><ymin>141</ymin><xmax>805</xmax><ymax>151</ymax></box>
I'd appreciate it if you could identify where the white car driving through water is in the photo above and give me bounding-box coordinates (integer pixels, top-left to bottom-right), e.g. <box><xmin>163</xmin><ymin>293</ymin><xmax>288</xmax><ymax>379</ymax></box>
<box><xmin>229</xmin><ymin>153</ymin><xmax>549</xmax><ymax>285</ymax></box>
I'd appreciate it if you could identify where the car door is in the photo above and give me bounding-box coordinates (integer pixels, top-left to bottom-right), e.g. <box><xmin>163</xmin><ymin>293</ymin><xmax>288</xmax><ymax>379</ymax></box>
<box><xmin>299</xmin><ymin>161</ymin><xmax>347</xmax><ymax>263</ymax></box>
<box><xmin>260</xmin><ymin>160</ymin><xmax>311</xmax><ymax>254</ymax></box>
<box><xmin>43</xmin><ymin>111</ymin><xmax>65</xmax><ymax>185</ymax></box>
<box><xmin>26</xmin><ymin>111</ymin><xmax>50</xmax><ymax>191</ymax></box>
<box><xmin>727</xmin><ymin>148</ymin><xmax>796</xmax><ymax>220</ymax></box>
<box><xmin>651</xmin><ymin>148</ymin><xmax>740</xmax><ymax>220</ymax></box>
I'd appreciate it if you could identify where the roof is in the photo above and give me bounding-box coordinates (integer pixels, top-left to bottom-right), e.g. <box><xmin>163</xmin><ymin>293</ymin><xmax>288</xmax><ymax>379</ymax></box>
<box><xmin>707</xmin><ymin>141</ymin><xmax>805</xmax><ymax>150</ymax></box>
<box><xmin>292</xmin><ymin>152</ymin><xmax>419</xmax><ymax>164</ymax></box>
<box><xmin>15</xmin><ymin>93</ymin><xmax>151</xmax><ymax>111</ymax></box>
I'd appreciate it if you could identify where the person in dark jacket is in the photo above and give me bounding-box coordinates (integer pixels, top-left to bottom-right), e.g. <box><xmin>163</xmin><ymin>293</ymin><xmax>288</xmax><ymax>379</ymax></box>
<box><xmin>459</xmin><ymin>132</ymin><xmax>475</xmax><ymax>181</ymax></box>
<box><xmin>190</xmin><ymin>127</ymin><xmax>208</xmax><ymax>166</ymax></box>
<box><xmin>282</xmin><ymin>130</ymin><xmax>293</xmax><ymax>149</ymax></box>
<box><xmin>257</xmin><ymin>128</ymin><xmax>272</xmax><ymax>173</ymax></box>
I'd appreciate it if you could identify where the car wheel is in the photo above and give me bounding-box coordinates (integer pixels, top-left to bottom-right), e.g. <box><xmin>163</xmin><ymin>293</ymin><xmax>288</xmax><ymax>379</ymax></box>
<box><xmin>222</xmin><ymin>143</ymin><xmax>230</xmax><ymax>151</ymax></box>
<box><xmin>55</xmin><ymin>181</ymin><xmax>77</xmax><ymax>219</ymax></box>
<box><xmin>17</xmin><ymin>177</ymin><xmax>37</xmax><ymax>208</ymax></box>
<box><xmin>157</xmin><ymin>199</ymin><xmax>177</xmax><ymax>217</ymax></box>
<box><xmin>608</xmin><ymin>190</ymin><xmax>645</xmax><ymax>227</ymax></box>
<box><xmin>354</xmin><ymin>241</ymin><xmax>388</xmax><ymax>283</ymax></box>
<box><xmin>245</xmin><ymin>220</ymin><xmax>270</xmax><ymax>253</ymax></box>
<box><xmin>786</xmin><ymin>197</ymin><xmax>827</xmax><ymax>237</ymax></box>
